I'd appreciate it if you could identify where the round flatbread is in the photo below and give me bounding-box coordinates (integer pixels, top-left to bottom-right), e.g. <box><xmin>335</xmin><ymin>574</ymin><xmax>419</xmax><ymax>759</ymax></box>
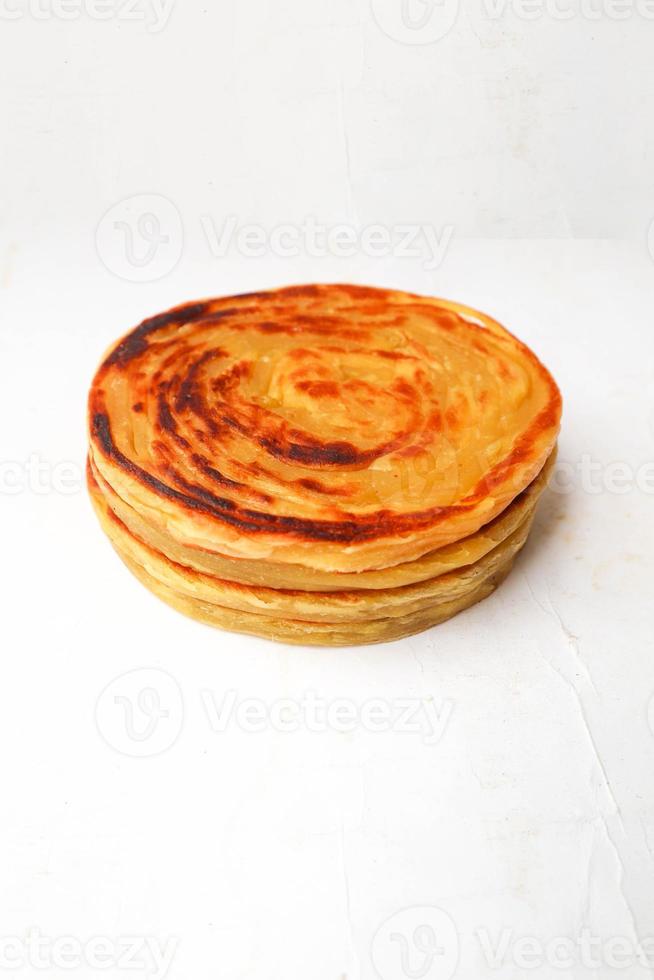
<box><xmin>88</xmin><ymin>284</ymin><xmax>562</xmax><ymax>573</ymax></box>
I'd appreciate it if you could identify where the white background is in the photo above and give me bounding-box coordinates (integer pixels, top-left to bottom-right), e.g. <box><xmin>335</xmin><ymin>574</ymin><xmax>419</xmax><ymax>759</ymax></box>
<box><xmin>1</xmin><ymin>1</ymin><xmax>654</xmax><ymax>979</ymax></box>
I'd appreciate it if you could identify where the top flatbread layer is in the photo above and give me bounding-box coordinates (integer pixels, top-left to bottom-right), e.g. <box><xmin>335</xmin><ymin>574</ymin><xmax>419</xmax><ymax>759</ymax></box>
<box><xmin>88</xmin><ymin>283</ymin><xmax>562</xmax><ymax>572</ymax></box>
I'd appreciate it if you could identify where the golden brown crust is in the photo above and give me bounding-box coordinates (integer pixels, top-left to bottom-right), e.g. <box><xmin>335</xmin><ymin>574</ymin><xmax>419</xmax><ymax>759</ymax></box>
<box><xmin>88</xmin><ymin>284</ymin><xmax>562</xmax><ymax>572</ymax></box>
<box><xmin>88</xmin><ymin>447</ymin><xmax>555</xmax><ymax>590</ymax></box>
<box><xmin>88</xmin><ymin>461</ymin><xmax>535</xmax><ymax>625</ymax></box>
<box><xmin>103</xmin><ymin>529</ymin><xmax>519</xmax><ymax>647</ymax></box>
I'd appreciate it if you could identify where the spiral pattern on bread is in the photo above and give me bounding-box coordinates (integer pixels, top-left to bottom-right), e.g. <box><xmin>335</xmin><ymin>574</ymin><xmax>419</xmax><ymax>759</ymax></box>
<box><xmin>88</xmin><ymin>284</ymin><xmax>561</xmax><ymax>574</ymax></box>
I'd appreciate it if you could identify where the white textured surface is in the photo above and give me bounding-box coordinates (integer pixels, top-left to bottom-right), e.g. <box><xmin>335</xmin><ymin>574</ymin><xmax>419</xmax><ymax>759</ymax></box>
<box><xmin>2</xmin><ymin>238</ymin><xmax>653</xmax><ymax>980</ymax></box>
<box><xmin>2</xmin><ymin>0</ymin><xmax>654</xmax><ymax>239</ymax></box>
<box><xmin>1</xmin><ymin>3</ymin><xmax>654</xmax><ymax>979</ymax></box>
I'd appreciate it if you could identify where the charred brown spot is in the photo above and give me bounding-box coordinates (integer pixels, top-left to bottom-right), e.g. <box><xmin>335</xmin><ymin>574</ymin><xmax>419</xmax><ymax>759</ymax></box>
<box><xmin>201</xmin><ymin>307</ymin><xmax>248</xmax><ymax>323</ymax></box>
<box><xmin>191</xmin><ymin>453</ymin><xmax>273</xmax><ymax>504</ymax></box>
<box><xmin>391</xmin><ymin>379</ymin><xmax>416</xmax><ymax>400</ymax></box>
<box><xmin>175</xmin><ymin>382</ymin><xmax>204</xmax><ymax>416</ymax></box>
<box><xmin>175</xmin><ymin>349</ymin><xmax>224</xmax><ymax>412</ymax></box>
<box><xmin>190</xmin><ymin>454</ymin><xmax>246</xmax><ymax>493</ymax></box>
<box><xmin>210</xmin><ymin>360</ymin><xmax>251</xmax><ymax>397</ymax></box>
<box><xmin>295</xmin><ymin>380</ymin><xmax>339</xmax><ymax>398</ymax></box>
<box><xmin>92</xmin><ymin>412</ymin><xmax>114</xmax><ymax>456</ymax></box>
<box><xmin>156</xmin><ymin>394</ymin><xmax>191</xmax><ymax>449</ymax></box>
<box><xmin>104</xmin><ymin>302</ymin><xmax>210</xmax><ymax>368</ymax></box>
<box><xmin>263</xmin><ymin>437</ymin><xmax>361</xmax><ymax>466</ymax></box>
<box><xmin>296</xmin><ymin>477</ymin><xmax>353</xmax><ymax>497</ymax></box>
<box><xmin>375</xmin><ymin>349</ymin><xmax>407</xmax><ymax>360</ymax></box>
<box><xmin>157</xmin><ymin>394</ymin><xmax>178</xmax><ymax>435</ymax></box>
<box><xmin>132</xmin><ymin>402</ymin><xmax>144</xmax><ymax>413</ymax></box>
<box><xmin>298</xmin><ymin>477</ymin><xmax>328</xmax><ymax>493</ymax></box>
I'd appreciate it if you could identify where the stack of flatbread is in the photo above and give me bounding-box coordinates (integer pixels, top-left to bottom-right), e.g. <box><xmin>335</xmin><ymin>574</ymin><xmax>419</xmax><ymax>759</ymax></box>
<box><xmin>87</xmin><ymin>284</ymin><xmax>561</xmax><ymax>646</ymax></box>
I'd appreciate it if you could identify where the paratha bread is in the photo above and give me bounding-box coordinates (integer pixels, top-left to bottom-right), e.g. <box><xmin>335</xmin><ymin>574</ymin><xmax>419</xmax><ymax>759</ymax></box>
<box><xmin>88</xmin><ymin>461</ymin><xmax>535</xmax><ymax>626</ymax></box>
<box><xmin>97</xmin><ymin>519</ymin><xmax>519</xmax><ymax>647</ymax></box>
<box><xmin>88</xmin><ymin>448</ymin><xmax>555</xmax><ymax>591</ymax></box>
<box><xmin>88</xmin><ymin>285</ymin><xmax>562</xmax><ymax>573</ymax></box>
